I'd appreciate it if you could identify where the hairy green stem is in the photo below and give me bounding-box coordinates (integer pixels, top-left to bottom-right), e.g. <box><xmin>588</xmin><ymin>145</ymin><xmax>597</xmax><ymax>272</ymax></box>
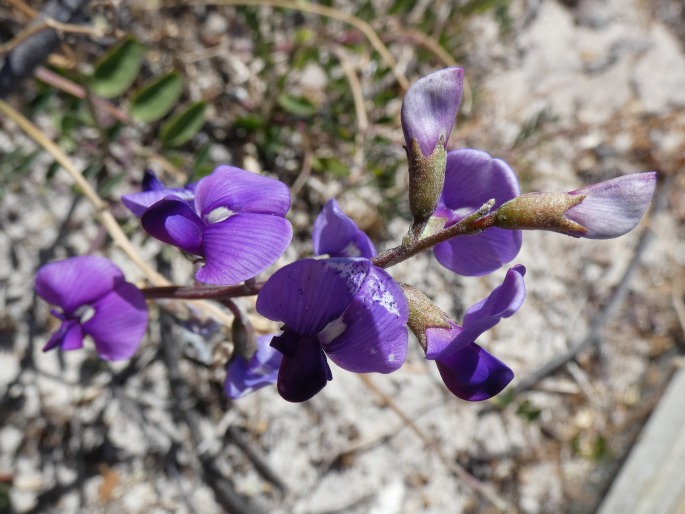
<box><xmin>372</xmin><ymin>200</ymin><xmax>496</xmax><ymax>269</ymax></box>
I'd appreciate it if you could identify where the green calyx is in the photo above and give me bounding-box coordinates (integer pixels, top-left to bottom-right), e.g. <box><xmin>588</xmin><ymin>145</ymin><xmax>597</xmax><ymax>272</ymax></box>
<box><xmin>495</xmin><ymin>192</ymin><xmax>587</xmax><ymax>235</ymax></box>
<box><xmin>406</xmin><ymin>136</ymin><xmax>447</xmax><ymax>239</ymax></box>
<box><xmin>400</xmin><ymin>283</ymin><xmax>451</xmax><ymax>353</ymax></box>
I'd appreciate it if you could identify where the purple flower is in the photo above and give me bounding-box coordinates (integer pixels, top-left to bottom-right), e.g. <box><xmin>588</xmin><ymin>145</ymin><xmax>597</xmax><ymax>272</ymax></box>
<box><xmin>256</xmin><ymin>258</ymin><xmax>408</xmax><ymax>402</ymax></box>
<box><xmin>140</xmin><ymin>165</ymin><xmax>293</xmax><ymax>285</ymax></box>
<box><xmin>224</xmin><ymin>334</ymin><xmax>283</xmax><ymax>399</ymax></box>
<box><xmin>425</xmin><ymin>265</ymin><xmax>526</xmax><ymax>401</ymax></box>
<box><xmin>564</xmin><ymin>172</ymin><xmax>657</xmax><ymax>239</ymax></box>
<box><xmin>122</xmin><ymin>170</ymin><xmax>195</xmax><ymax>217</ymax></box>
<box><xmin>312</xmin><ymin>198</ymin><xmax>376</xmax><ymax>259</ymax></box>
<box><xmin>35</xmin><ymin>256</ymin><xmax>148</xmax><ymax>361</ymax></box>
<box><xmin>434</xmin><ymin>149</ymin><xmax>522</xmax><ymax>276</ymax></box>
<box><xmin>401</xmin><ymin>67</ymin><xmax>464</xmax><ymax>157</ymax></box>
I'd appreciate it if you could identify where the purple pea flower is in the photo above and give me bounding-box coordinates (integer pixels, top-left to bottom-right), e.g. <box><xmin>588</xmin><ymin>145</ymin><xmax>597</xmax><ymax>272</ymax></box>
<box><xmin>401</xmin><ymin>67</ymin><xmax>464</xmax><ymax>157</ymax></box>
<box><xmin>35</xmin><ymin>256</ymin><xmax>148</xmax><ymax>361</ymax></box>
<box><xmin>564</xmin><ymin>172</ymin><xmax>657</xmax><ymax>239</ymax></box>
<box><xmin>312</xmin><ymin>198</ymin><xmax>376</xmax><ymax>259</ymax></box>
<box><xmin>434</xmin><ymin>149</ymin><xmax>522</xmax><ymax>277</ymax></box>
<box><xmin>224</xmin><ymin>334</ymin><xmax>283</xmax><ymax>399</ymax></box>
<box><xmin>425</xmin><ymin>265</ymin><xmax>526</xmax><ymax>401</ymax></box>
<box><xmin>140</xmin><ymin>165</ymin><xmax>293</xmax><ymax>285</ymax></box>
<box><xmin>256</xmin><ymin>258</ymin><xmax>408</xmax><ymax>402</ymax></box>
<box><xmin>122</xmin><ymin>170</ymin><xmax>195</xmax><ymax>217</ymax></box>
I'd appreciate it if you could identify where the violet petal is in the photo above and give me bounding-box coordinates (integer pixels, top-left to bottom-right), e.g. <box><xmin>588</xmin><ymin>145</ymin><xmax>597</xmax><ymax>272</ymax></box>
<box><xmin>197</xmin><ymin>213</ymin><xmax>292</xmax><ymax>285</ymax></box>
<box><xmin>401</xmin><ymin>67</ymin><xmax>464</xmax><ymax>157</ymax></box>
<box><xmin>257</xmin><ymin>258</ymin><xmax>368</xmax><ymax>336</ymax></box>
<box><xmin>434</xmin><ymin>227</ymin><xmax>522</xmax><ymax>277</ymax></box>
<box><xmin>441</xmin><ymin>149</ymin><xmax>520</xmax><ymax>211</ymax></box>
<box><xmin>43</xmin><ymin>319</ymin><xmax>84</xmax><ymax>352</ymax></box>
<box><xmin>142</xmin><ymin>170</ymin><xmax>164</xmax><ymax>191</ymax></box>
<box><xmin>436</xmin><ymin>342</ymin><xmax>514</xmax><ymax>401</ymax></box>
<box><xmin>424</xmin><ymin>318</ymin><xmax>463</xmax><ymax>359</ymax></box>
<box><xmin>224</xmin><ymin>334</ymin><xmax>282</xmax><ymax>399</ymax></box>
<box><xmin>312</xmin><ymin>198</ymin><xmax>376</xmax><ymax>259</ymax></box>
<box><xmin>443</xmin><ymin>265</ymin><xmax>526</xmax><ymax>355</ymax></box>
<box><xmin>35</xmin><ymin>256</ymin><xmax>125</xmax><ymax>315</ymax></box>
<box><xmin>276</xmin><ymin>334</ymin><xmax>332</xmax><ymax>402</ymax></box>
<box><xmin>141</xmin><ymin>197</ymin><xmax>205</xmax><ymax>256</ymax></box>
<box><xmin>322</xmin><ymin>265</ymin><xmax>408</xmax><ymax>373</ymax></box>
<box><xmin>195</xmin><ymin>165</ymin><xmax>291</xmax><ymax>218</ymax></box>
<box><xmin>565</xmin><ymin>172</ymin><xmax>657</xmax><ymax>239</ymax></box>
<box><xmin>82</xmin><ymin>282</ymin><xmax>148</xmax><ymax>361</ymax></box>
<box><xmin>122</xmin><ymin>188</ymin><xmax>195</xmax><ymax>218</ymax></box>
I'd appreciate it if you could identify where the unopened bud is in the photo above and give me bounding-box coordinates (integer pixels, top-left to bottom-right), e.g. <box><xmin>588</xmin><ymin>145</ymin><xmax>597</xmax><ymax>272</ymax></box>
<box><xmin>495</xmin><ymin>172</ymin><xmax>657</xmax><ymax>239</ymax></box>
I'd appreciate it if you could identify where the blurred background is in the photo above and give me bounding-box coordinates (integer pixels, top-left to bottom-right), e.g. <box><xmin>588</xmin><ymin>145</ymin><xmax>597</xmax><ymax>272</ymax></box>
<box><xmin>0</xmin><ymin>0</ymin><xmax>683</xmax><ymax>512</ymax></box>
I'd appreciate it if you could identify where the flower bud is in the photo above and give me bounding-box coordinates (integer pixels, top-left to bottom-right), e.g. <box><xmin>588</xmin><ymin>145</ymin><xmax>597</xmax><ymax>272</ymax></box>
<box><xmin>401</xmin><ymin>67</ymin><xmax>464</xmax><ymax>158</ymax></box>
<box><xmin>564</xmin><ymin>172</ymin><xmax>657</xmax><ymax>239</ymax></box>
<box><xmin>401</xmin><ymin>67</ymin><xmax>464</xmax><ymax>235</ymax></box>
<box><xmin>495</xmin><ymin>172</ymin><xmax>657</xmax><ymax>239</ymax></box>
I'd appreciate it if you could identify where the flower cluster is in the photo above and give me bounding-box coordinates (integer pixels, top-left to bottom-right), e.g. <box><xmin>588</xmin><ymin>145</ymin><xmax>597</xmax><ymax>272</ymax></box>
<box><xmin>36</xmin><ymin>256</ymin><xmax>148</xmax><ymax>361</ymax></box>
<box><xmin>35</xmin><ymin>67</ymin><xmax>657</xmax><ymax>406</ymax></box>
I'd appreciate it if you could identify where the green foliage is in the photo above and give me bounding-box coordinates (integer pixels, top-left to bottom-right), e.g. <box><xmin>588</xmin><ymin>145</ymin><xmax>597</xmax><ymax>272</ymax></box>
<box><xmin>0</xmin><ymin>149</ymin><xmax>40</xmax><ymax>197</ymax></box>
<box><xmin>515</xmin><ymin>399</ymin><xmax>542</xmax><ymax>422</ymax></box>
<box><xmin>89</xmin><ymin>37</ymin><xmax>143</xmax><ymax>98</ymax></box>
<box><xmin>277</xmin><ymin>93</ymin><xmax>318</xmax><ymax>117</ymax></box>
<box><xmin>312</xmin><ymin>156</ymin><xmax>350</xmax><ymax>178</ymax></box>
<box><xmin>129</xmin><ymin>72</ymin><xmax>184</xmax><ymax>122</ymax></box>
<box><xmin>571</xmin><ymin>433</ymin><xmax>610</xmax><ymax>462</ymax></box>
<box><xmin>160</xmin><ymin>101</ymin><xmax>207</xmax><ymax>148</ymax></box>
<box><xmin>459</xmin><ymin>0</ymin><xmax>510</xmax><ymax>15</ymax></box>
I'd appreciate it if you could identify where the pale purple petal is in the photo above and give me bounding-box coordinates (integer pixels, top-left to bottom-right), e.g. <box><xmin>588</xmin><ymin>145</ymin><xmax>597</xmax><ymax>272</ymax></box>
<box><xmin>35</xmin><ymin>256</ymin><xmax>125</xmax><ymax>315</ymax></box>
<box><xmin>122</xmin><ymin>188</ymin><xmax>194</xmax><ymax>217</ymax></box>
<box><xmin>565</xmin><ymin>172</ymin><xmax>657</xmax><ymax>239</ymax></box>
<box><xmin>441</xmin><ymin>149</ymin><xmax>520</xmax><ymax>212</ymax></box>
<box><xmin>322</xmin><ymin>265</ymin><xmax>408</xmax><ymax>373</ymax></box>
<box><xmin>43</xmin><ymin>319</ymin><xmax>84</xmax><ymax>352</ymax></box>
<box><xmin>438</xmin><ymin>264</ymin><xmax>526</xmax><ymax>355</ymax></box>
<box><xmin>256</xmin><ymin>258</ymin><xmax>368</xmax><ymax>336</ymax></box>
<box><xmin>436</xmin><ymin>342</ymin><xmax>514</xmax><ymax>401</ymax></box>
<box><xmin>141</xmin><ymin>197</ymin><xmax>205</xmax><ymax>255</ymax></box>
<box><xmin>312</xmin><ymin>198</ymin><xmax>376</xmax><ymax>259</ymax></box>
<box><xmin>195</xmin><ymin>166</ymin><xmax>291</xmax><ymax>218</ymax></box>
<box><xmin>434</xmin><ymin>227</ymin><xmax>522</xmax><ymax>277</ymax></box>
<box><xmin>424</xmin><ymin>318</ymin><xmax>463</xmax><ymax>359</ymax></box>
<box><xmin>224</xmin><ymin>334</ymin><xmax>282</xmax><ymax>399</ymax></box>
<box><xmin>197</xmin><ymin>213</ymin><xmax>292</xmax><ymax>285</ymax></box>
<box><xmin>401</xmin><ymin>67</ymin><xmax>464</xmax><ymax>157</ymax></box>
<box><xmin>272</xmin><ymin>331</ymin><xmax>332</xmax><ymax>402</ymax></box>
<box><xmin>82</xmin><ymin>282</ymin><xmax>148</xmax><ymax>361</ymax></box>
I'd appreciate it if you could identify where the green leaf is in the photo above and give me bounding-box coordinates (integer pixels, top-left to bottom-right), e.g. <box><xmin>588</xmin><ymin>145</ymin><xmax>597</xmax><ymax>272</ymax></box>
<box><xmin>89</xmin><ymin>37</ymin><xmax>143</xmax><ymax>98</ymax></box>
<box><xmin>277</xmin><ymin>93</ymin><xmax>317</xmax><ymax>117</ymax></box>
<box><xmin>99</xmin><ymin>171</ymin><xmax>127</xmax><ymax>197</ymax></box>
<box><xmin>129</xmin><ymin>72</ymin><xmax>184</xmax><ymax>122</ymax></box>
<box><xmin>160</xmin><ymin>101</ymin><xmax>207</xmax><ymax>148</ymax></box>
<box><xmin>234</xmin><ymin>115</ymin><xmax>265</xmax><ymax>131</ymax></box>
<box><xmin>389</xmin><ymin>0</ymin><xmax>414</xmax><ymax>14</ymax></box>
<box><xmin>312</xmin><ymin>156</ymin><xmax>349</xmax><ymax>177</ymax></box>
